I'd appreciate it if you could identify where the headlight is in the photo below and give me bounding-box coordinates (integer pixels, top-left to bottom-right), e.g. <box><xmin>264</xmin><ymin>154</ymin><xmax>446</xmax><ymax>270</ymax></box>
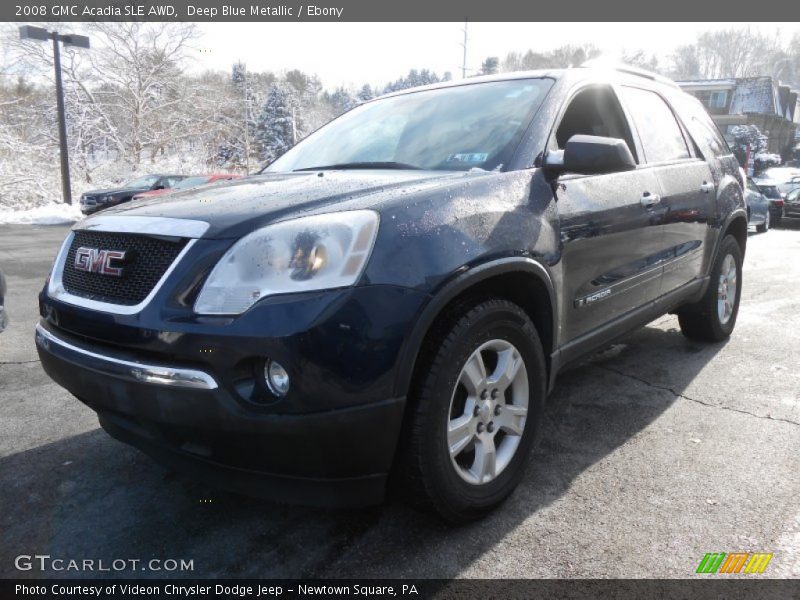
<box><xmin>194</xmin><ymin>210</ymin><xmax>380</xmax><ymax>315</ymax></box>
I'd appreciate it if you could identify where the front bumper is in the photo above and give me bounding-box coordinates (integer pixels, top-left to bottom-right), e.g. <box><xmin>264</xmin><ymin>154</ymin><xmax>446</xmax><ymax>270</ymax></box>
<box><xmin>36</xmin><ymin>320</ymin><xmax>406</xmax><ymax>507</ymax></box>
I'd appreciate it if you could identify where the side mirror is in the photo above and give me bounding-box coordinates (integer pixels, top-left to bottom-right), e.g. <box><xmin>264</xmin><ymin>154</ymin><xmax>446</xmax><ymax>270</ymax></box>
<box><xmin>152</xmin><ymin>184</ymin><xmax>166</xmax><ymax>190</ymax></box>
<box><xmin>544</xmin><ymin>134</ymin><xmax>637</xmax><ymax>175</ymax></box>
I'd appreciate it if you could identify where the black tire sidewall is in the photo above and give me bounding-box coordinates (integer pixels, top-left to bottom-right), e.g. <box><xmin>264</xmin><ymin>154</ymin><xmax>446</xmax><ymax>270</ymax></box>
<box><xmin>418</xmin><ymin>302</ymin><xmax>546</xmax><ymax>518</ymax></box>
<box><xmin>709</xmin><ymin>236</ymin><xmax>743</xmax><ymax>337</ymax></box>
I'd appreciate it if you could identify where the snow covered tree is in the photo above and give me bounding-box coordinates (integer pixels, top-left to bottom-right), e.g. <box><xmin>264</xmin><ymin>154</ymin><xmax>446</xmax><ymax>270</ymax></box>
<box><xmin>502</xmin><ymin>45</ymin><xmax>600</xmax><ymax>72</ymax></box>
<box><xmin>325</xmin><ymin>86</ymin><xmax>357</xmax><ymax>116</ymax></box>
<box><xmin>621</xmin><ymin>50</ymin><xmax>660</xmax><ymax>73</ymax></box>
<box><xmin>382</xmin><ymin>69</ymin><xmax>441</xmax><ymax>94</ymax></box>
<box><xmin>480</xmin><ymin>57</ymin><xmax>500</xmax><ymax>75</ymax></box>
<box><xmin>356</xmin><ymin>84</ymin><xmax>375</xmax><ymax>102</ymax></box>
<box><xmin>729</xmin><ymin>124</ymin><xmax>768</xmax><ymax>169</ymax></box>
<box><xmin>254</xmin><ymin>84</ymin><xmax>295</xmax><ymax>164</ymax></box>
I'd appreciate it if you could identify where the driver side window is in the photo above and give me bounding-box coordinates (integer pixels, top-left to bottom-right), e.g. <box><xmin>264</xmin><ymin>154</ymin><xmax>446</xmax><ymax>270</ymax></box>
<box><xmin>555</xmin><ymin>86</ymin><xmax>638</xmax><ymax>162</ymax></box>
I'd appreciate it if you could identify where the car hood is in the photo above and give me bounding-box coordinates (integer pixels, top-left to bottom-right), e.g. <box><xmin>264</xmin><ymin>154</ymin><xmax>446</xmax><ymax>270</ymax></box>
<box><xmin>91</xmin><ymin>170</ymin><xmax>479</xmax><ymax>239</ymax></box>
<box><xmin>81</xmin><ymin>186</ymin><xmax>147</xmax><ymax>197</ymax></box>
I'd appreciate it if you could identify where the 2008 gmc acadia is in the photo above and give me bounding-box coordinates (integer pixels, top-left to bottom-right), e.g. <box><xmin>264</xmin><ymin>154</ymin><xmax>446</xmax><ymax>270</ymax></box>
<box><xmin>37</xmin><ymin>66</ymin><xmax>747</xmax><ymax>522</ymax></box>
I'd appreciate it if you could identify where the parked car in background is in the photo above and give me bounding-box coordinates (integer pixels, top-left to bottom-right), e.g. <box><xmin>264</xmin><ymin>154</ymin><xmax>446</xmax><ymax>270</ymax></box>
<box><xmin>753</xmin><ymin>180</ymin><xmax>786</xmax><ymax>226</ymax></box>
<box><xmin>131</xmin><ymin>174</ymin><xmax>241</xmax><ymax>201</ymax></box>
<box><xmin>754</xmin><ymin>167</ymin><xmax>800</xmax><ymax>196</ymax></box>
<box><xmin>745</xmin><ymin>178</ymin><xmax>770</xmax><ymax>232</ymax></box>
<box><xmin>784</xmin><ymin>187</ymin><xmax>800</xmax><ymax>220</ymax></box>
<box><xmin>79</xmin><ymin>174</ymin><xmax>187</xmax><ymax>215</ymax></box>
<box><xmin>0</xmin><ymin>269</ymin><xmax>7</xmax><ymax>332</ymax></box>
<box><xmin>37</xmin><ymin>67</ymin><xmax>749</xmax><ymax>522</ymax></box>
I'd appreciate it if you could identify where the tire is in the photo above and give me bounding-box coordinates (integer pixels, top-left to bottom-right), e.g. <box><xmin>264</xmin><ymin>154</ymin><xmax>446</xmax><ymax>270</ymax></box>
<box><xmin>678</xmin><ymin>235</ymin><xmax>743</xmax><ymax>342</ymax></box>
<box><xmin>756</xmin><ymin>210</ymin><xmax>769</xmax><ymax>233</ymax></box>
<box><xmin>398</xmin><ymin>298</ymin><xmax>546</xmax><ymax>522</ymax></box>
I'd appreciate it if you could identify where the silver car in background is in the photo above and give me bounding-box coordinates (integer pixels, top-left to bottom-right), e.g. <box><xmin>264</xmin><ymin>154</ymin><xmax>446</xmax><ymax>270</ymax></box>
<box><xmin>745</xmin><ymin>178</ymin><xmax>771</xmax><ymax>233</ymax></box>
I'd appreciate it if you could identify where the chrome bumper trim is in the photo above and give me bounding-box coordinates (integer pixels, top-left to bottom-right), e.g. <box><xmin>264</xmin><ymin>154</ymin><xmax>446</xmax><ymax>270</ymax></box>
<box><xmin>35</xmin><ymin>323</ymin><xmax>218</xmax><ymax>390</ymax></box>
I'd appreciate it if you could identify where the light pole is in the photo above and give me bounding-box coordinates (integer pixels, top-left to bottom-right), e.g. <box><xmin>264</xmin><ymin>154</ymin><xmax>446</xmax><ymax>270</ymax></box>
<box><xmin>460</xmin><ymin>20</ymin><xmax>469</xmax><ymax>79</ymax></box>
<box><xmin>19</xmin><ymin>25</ymin><xmax>90</xmax><ymax>206</ymax></box>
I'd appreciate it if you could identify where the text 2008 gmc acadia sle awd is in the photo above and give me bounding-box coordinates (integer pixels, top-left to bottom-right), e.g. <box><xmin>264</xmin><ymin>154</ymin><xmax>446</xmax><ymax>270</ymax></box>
<box><xmin>37</xmin><ymin>66</ymin><xmax>747</xmax><ymax>522</ymax></box>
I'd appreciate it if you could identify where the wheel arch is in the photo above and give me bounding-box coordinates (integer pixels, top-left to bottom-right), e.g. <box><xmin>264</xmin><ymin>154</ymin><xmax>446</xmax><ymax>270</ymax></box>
<box><xmin>393</xmin><ymin>257</ymin><xmax>557</xmax><ymax>400</ymax></box>
<box><xmin>720</xmin><ymin>210</ymin><xmax>749</xmax><ymax>257</ymax></box>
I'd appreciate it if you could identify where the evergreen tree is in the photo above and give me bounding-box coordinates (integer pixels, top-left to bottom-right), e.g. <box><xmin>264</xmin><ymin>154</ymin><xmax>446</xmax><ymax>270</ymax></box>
<box><xmin>382</xmin><ymin>69</ymin><xmax>442</xmax><ymax>94</ymax></box>
<box><xmin>356</xmin><ymin>84</ymin><xmax>375</xmax><ymax>103</ymax></box>
<box><xmin>480</xmin><ymin>57</ymin><xmax>500</xmax><ymax>75</ymax></box>
<box><xmin>326</xmin><ymin>86</ymin><xmax>357</xmax><ymax>115</ymax></box>
<box><xmin>232</xmin><ymin>61</ymin><xmax>247</xmax><ymax>92</ymax></box>
<box><xmin>253</xmin><ymin>84</ymin><xmax>295</xmax><ymax>163</ymax></box>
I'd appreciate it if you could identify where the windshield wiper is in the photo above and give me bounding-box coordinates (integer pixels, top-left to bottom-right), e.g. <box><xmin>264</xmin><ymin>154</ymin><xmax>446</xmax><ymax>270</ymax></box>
<box><xmin>293</xmin><ymin>161</ymin><xmax>422</xmax><ymax>172</ymax></box>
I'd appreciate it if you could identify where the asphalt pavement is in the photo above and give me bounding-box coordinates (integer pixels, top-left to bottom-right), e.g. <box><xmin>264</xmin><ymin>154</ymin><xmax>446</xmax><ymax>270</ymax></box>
<box><xmin>0</xmin><ymin>222</ymin><xmax>798</xmax><ymax>579</ymax></box>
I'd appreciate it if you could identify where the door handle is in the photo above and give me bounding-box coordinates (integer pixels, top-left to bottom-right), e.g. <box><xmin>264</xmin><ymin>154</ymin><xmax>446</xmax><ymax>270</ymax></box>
<box><xmin>700</xmin><ymin>181</ymin><xmax>714</xmax><ymax>193</ymax></box>
<box><xmin>640</xmin><ymin>192</ymin><xmax>661</xmax><ymax>207</ymax></box>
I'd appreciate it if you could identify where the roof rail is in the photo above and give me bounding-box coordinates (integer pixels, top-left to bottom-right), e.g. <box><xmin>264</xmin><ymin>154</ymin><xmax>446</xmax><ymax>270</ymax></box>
<box><xmin>580</xmin><ymin>60</ymin><xmax>680</xmax><ymax>89</ymax></box>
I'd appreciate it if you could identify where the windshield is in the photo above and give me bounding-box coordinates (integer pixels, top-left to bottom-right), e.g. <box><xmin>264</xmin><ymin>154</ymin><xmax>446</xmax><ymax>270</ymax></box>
<box><xmin>173</xmin><ymin>176</ymin><xmax>211</xmax><ymax>189</ymax></box>
<box><xmin>125</xmin><ymin>175</ymin><xmax>160</xmax><ymax>188</ymax></box>
<box><xmin>268</xmin><ymin>79</ymin><xmax>553</xmax><ymax>173</ymax></box>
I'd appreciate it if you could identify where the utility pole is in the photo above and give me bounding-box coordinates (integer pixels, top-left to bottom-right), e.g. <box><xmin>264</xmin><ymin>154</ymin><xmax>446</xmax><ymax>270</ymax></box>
<box><xmin>243</xmin><ymin>63</ymin><xmax>251</xmax><ymax>175</ymax></box>
<box><xmin>19</xmin><ymin>26</ymin><xmax>90</xmax><ymax>205</ymax></box>
<box><xmin>460</xmin><ymin>20</ymin><xmax>469</xmax><ymax>79</ymax></box>
<box><xmin>51</xmin><ymin>33</ymin><xmax>71</xmax><ymax>205</ymax></box>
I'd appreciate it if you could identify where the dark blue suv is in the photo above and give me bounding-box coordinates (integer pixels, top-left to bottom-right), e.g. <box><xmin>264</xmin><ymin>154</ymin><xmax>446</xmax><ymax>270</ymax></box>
<box><xmin>37</xmin><ymin>67</ymin><xmax>747</xmax><ymax>521</ymax></box>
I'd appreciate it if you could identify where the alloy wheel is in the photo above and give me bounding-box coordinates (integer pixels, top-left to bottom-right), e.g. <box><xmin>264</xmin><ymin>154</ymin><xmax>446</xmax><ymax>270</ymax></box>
<box><xmin>717</xmin><ymin>254</ymin><xmax>738</xmax><ymax>325</ymax></box>
<box><xmin>447</xmin><ymin>339</ymin><xmax>529</xmax><ymax>485</ymax></box>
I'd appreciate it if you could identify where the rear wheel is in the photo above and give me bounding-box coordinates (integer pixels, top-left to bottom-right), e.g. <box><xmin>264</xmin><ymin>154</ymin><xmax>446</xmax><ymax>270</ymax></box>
<box><xmin>399</xmin><ymin>299</ymin><xmax>546</xmax><ymax>522</ymax></box>
<box><xmin>678</xmin><ymin>235</ymin><xmax>743</xmax><ymax>342</ymax></box>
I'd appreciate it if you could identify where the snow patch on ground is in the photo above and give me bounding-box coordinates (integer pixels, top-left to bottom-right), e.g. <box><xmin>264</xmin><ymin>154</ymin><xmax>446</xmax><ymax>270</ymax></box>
<box><xmin>0</xmin><ymin>203</ymin><xmax>83</xmax><ymax>225</ymax></box>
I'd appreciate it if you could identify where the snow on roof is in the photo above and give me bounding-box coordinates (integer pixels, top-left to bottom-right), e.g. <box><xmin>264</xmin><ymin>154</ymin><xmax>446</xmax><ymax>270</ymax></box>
<box><xmin>676</xmin><ymin>79</ymin><xmax>736</xmax><ymax>87</ymax></box>
<box><xmin>728</xmin><ymin>77</ymin><xmax>778</xmax><ymax>115</ymax></box>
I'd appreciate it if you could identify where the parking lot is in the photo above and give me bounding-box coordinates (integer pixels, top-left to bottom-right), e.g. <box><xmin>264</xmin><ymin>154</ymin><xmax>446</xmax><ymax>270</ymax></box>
<box><xmin>1</xmin><ymin>222</ymin><xmax>798</xmax><ymax>579</ymax></box>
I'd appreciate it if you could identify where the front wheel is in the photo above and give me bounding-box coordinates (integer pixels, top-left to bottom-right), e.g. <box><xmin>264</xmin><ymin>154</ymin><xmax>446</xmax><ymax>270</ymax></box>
<box><xmin>399</xmin><ymin>299</ymin><xmax>546</xmax><ymax>522</ymax></box>
<box><xmin>678</xmin><ymin>235</ymin><xmax>743</xmax><ymax>342</ymax></box>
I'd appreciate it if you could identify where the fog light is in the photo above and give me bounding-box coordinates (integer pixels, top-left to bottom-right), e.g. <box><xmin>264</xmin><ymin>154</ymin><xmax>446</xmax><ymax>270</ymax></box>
<box><xmin>264</xmin><ymin>360</ymin><xmax>290</xmax><ymax>396</ymax></box>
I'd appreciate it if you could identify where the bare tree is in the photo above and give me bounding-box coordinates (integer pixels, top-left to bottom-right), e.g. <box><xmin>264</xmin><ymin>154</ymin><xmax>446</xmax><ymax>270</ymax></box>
<box><xmin>670</xmin><ymin>28</ymin><xmax>783</xmax><ymax>80</ymax></box>
<box><xmin>82</xmin><ymin>23</ymin><xmax>199</xmax><ymax>169</ymax></box>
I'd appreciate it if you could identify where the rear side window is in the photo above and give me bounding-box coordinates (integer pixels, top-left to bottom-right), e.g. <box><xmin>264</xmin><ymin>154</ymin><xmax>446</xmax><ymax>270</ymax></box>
<box><xmin>670</xmin><ymin>92</ymin><xmax>731</xmax><ymax>158</ymax></box>
<box><xmin>759</xmin><ymin>185</ymin><xmax>781</xmax><ymax>199</ymax></box>
<box><xmin>620</xmin><ymin>87</ymin><xmax>690</xmax><ymax>164</ymax></box>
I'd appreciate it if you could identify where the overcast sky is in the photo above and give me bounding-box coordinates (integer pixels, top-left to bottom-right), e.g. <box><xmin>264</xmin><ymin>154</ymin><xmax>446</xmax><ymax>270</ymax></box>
<box><xmin>194</xmin><ymin>22</ymin><xmax>799</xmax><ymax>89</ymax></box>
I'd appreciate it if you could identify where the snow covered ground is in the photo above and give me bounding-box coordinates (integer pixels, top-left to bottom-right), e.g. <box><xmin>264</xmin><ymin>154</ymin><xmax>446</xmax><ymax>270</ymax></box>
<box><xmin>0</xmin><ymin>202</ymin><xmax>83</xmax><ymax>226</ymax></box>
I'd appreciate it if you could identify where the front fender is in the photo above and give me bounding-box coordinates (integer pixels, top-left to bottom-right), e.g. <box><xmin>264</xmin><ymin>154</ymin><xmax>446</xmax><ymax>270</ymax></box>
<box><xmin>391</xmin><ymin>257</ymin><xmax>557</xmax><ymax>398</ymax></box>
